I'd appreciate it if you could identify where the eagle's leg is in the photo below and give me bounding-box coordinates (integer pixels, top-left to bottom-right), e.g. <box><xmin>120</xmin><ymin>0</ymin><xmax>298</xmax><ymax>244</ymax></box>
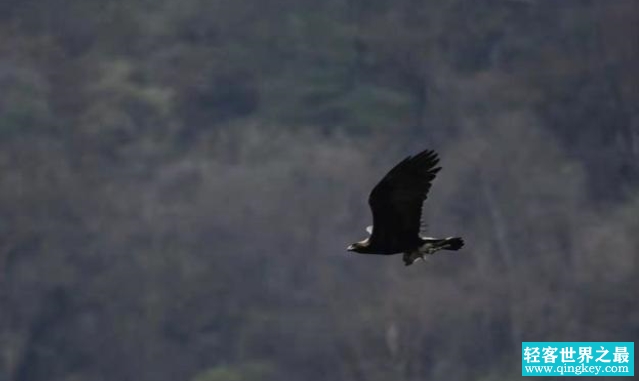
<box><xmin>404</xmin><ymin>242</ymin><xmax>447</xmax><ymax>266</ymax></box>
<box><xmin>403</xmin><ymin>250</ymin><xmax>429</xmax><ymax>266</ymax></box>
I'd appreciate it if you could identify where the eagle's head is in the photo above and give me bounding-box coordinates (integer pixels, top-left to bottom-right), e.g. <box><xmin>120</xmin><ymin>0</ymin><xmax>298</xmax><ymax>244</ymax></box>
<box><xmin>347</xmin><ymin>238</ymin><xmax>369</xmax><ymax>253</ymax></box>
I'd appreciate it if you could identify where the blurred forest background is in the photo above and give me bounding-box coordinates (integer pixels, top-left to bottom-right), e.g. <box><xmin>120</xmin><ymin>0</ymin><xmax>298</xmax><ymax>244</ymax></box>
<box><xmin>1</xmin><ymin>0</ymin><xmax>638</xmax><ymax>380</ymax></box>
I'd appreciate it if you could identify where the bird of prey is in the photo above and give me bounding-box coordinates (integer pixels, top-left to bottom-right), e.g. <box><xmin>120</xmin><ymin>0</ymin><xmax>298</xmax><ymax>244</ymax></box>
<box><xmin>347</xmin><ymin>149</ymin><xmax>463</xmax><ymax>266</ymax></box>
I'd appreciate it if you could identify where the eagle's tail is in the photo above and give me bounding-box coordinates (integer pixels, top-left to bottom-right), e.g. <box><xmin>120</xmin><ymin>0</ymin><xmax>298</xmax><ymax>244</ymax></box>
<box><xmin>423</xmin><ymin>237</ymin><xmax>464</xmax><ymax>251</ymax></box>
<box><xmin>441</xmin><ymin>237</ymin><xmax>464</xmax><ymax>251</ymax></box>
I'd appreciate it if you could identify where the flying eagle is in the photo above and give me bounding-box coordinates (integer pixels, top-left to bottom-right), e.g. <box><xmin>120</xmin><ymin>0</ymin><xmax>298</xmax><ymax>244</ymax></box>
<box><xmin>347</xmin><ymin>149</ymin><xmax>463</xmax><ymax>266</ymax></box>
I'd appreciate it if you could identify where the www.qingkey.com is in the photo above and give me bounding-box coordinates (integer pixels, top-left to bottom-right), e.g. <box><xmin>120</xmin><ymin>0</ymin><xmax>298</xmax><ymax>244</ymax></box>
<box><xmin>525</xmin><ymin>364</ymin><xmax>630</xmax><ymax>375</ymax></box>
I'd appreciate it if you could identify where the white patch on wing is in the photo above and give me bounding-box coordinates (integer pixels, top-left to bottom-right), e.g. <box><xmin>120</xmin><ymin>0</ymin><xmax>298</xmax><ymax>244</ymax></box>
<box><xmin>366</xmin><ymin>225</ymin><xmax>373</xmax><ymax>234</ymax></box>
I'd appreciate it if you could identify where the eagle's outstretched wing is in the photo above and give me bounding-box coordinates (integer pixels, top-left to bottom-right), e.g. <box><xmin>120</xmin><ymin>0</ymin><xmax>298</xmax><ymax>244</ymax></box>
<box><xmin>368</xmin><ymin>149</ymin><xmax>441</xmax><ymax>253</ymax></box>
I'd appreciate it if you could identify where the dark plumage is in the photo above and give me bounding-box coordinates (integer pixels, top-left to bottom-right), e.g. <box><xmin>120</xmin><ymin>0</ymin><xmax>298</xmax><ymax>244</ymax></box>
<box><xmin>347</xmin><ymin>149</ymin><xmax>464</xmax><ymax>266</ymax></box>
